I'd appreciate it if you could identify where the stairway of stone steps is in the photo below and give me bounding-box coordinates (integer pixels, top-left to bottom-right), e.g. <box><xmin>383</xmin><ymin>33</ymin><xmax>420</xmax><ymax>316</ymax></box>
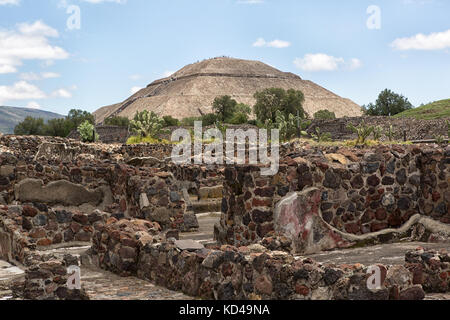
<box><xmin>180</xmin><ymin>194</ymin><xmax>222</xmax><ymax>245</ymax></box>
<box><xmin>80</xmin><ymin>266</ymin><xmax>192</xmax><ymax>300</ymax></box>
<box><xmin>0</xmin><ymin>260</ymin><xmax>24</xmax><ymax>300</ymax></box>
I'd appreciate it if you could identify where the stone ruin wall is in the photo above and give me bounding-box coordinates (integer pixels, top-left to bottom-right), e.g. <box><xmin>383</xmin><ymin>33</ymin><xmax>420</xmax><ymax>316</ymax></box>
<box><xmin>67</xmin><ymin>125</ymin><xmax>130</xmax><ymax>144</ymax></box>
<box><xmin>308</xmin><ymin>116</ymin><xmax>449</xmax><ymax>141</ymax></box>
<box><xmin>0</xmin><ymin>134</ymin><xmax>449</xmax><ymax>300</ymax></box>
<box><xmin>216</xmin><ymin>144</ymin><xmax>450</xmax><ymax>253</ymax></box>
<box><xmin>89</xmin><ymin>219</ymin><xmax>449</xmax><ymax>300</ymax></box>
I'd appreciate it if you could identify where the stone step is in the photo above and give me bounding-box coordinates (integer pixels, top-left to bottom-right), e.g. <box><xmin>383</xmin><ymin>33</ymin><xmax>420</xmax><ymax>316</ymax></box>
<box><xmin>80</xmin><ymin>266</ymin><xmax>193</xmax><ymax>300</ymax></box>
<box><xmin>191</xmin><ymin>200</ymin><xmax>221</xmax><ymax>214</ymax></box>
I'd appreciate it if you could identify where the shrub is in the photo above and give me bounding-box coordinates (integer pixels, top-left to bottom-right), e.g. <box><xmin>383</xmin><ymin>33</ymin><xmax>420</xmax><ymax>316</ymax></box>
<box><xmin>372</xmin><ymin>126</ymin><xmax>383</xmax><ymax>141</ymax></box>
<box><xmin>434</xmin><ymin>134</ymin><xmax>445</xmax><ymax>145</ymax></box>
<box><xmin>385</xmin><ymin>125</ymin><xmax>395</xmax><ymax>142</ymax></box>
<box><xmin>275</xmin><ymin>111</ymin><xmax>308</xmax><ymax>142</ymax></box>
<box><xmin>229</xmin><ymin>112</ymin><xmax>249</xmax><ymax>125</ymax></box>
<box><xmin>162</xmin><ymin>115</ymin><xmax>180</xmax><ymax>127</ymax></box>
<box><xmin>14</xmin><ymin>117</ymin><xmax>45</xmax><ymax>136</ymax></box>
<box><xmin>129</xmin><ymin>110</ymin><xmax>164</xmax><ymax>138</ymax></box>
<box><xmin>314</xmin><ymin>110</ymin><xmax>336</xmax><ymax>120</ymax></box>
<box><xmin>311</xmin><ymin>127</ymin><xmax>332</xmax><ymax>143</ymax></box>
<box><xmin>104</xmin><ymin>116</ymin><xmax>130</xmax><ymax>127</ymax></box>
<box><xmin>347</xmin><ymin>121</ymin><xmax>374</xmax><ymax>145</ymax></box>
<box><xmin>201</xmin><ymin>113</ymin><xmax>219</xmax><ymax>126</ymax></box>
<box><xmin>77</xmin><ymin>121</ymin><xmax>99</xmax><ymax>142</ymax></box>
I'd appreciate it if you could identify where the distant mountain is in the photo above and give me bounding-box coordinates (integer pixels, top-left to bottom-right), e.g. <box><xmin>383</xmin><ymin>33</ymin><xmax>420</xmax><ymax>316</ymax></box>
<box><xmin>0</xmin><ymin>106</ymin><xmax>65</xmax><ymax>134</ymax></box>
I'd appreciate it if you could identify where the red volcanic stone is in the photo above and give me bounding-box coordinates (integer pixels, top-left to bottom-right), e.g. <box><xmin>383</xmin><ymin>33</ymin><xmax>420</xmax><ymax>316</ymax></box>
<box><xmin>251</xmin><ymin>210</ymin><xmax>273</xmax><ymax>224</ymax></box>
<box><xmin>367</xmin><ymin>175</ymin><xmax>381</xmax><ymax>187</ymax></box>
<box><xmin>37</xmin><ymin>238</ymin><xmax>52</xmax><ymax>246</ymax></box>
<box><xmin>388</xmin><ymin>214</ymin><xmax>403</xmax><ymax>227</ymax></box>
<box><xmin>295</xmin><ymin>284</ymin><xmax>310</xmax><ymax>296</ymax></box>
<box><xmin>22</xmin><ymin>205</ymin><xmax>38</xmax><ymax>217</ymax></box>
<box><xmin>254</xmin><ymin>187</ymin><xmax>275</xmax><ymax>198</ymax></box>
<box><xmin>255</xmin><ymin>179</ymin><xmax>268</xmax><ymax>187</ymax></box>
<box><xmin>371</xmin><ymin>222</ymin><xmax>388</xmax><ymax>232</ymax></box>
<box><xmin>252</xmin><ymin>198</ymin><xmax>272</xmax><ymax>207</ymax></box>
<box><xmin>254</xmin><ymin>275</ymin><xmax>273</xmax><ymax>295</ymax></box>
<box><xmin>70</xmin><ymin>222</ymin><xmax>82</xmax><ymax>233</ymax></box>
<box><xmin>53</xmin><ymin>233</ymin><xmax>63</xmax><ymax>244</ymax></box>
<box><xmin>221</xmin><ymin>263</ymin><xmax>233</xmax><ymax>277</ymax></box>
<box><xmin>345</xmin><ymin>223</ymin><xmax>360</xmax><ymax>234</ymax></box>
<box><xmin>29</xmin><ymin>228</ymin><xmax>47</xmax><ymax>239</ymax></box>
<box><xmin>399</xmin><ymin>287</ymin><xmax>425</xmax><ymax>300</ymax></box>
<box><xmin>119</xmin><ymin>246</ymin><xmax>137</xmax><ymax>260</ymax></box>
<box><xmin>432</xmin><ymin>192</ymin><xmax>441</xmax><ymax>202</ymax></box>
<box><xmin>73</xmin><ymin>214</ymin><xmax>89</xmax><ymax>225</ymax></box>
<box><xmin>375</xmin><ymin>208</ymin><xmax>387</xmax><ymax>221</ymax></box>
<box><xmin>120</xmin><ymin>198</ymin><xmax>127</xmax><ymax>212</ymax></box>
<box><xmin>256</xmin><ymin>223</ymin><xmax>274</xmax><ymax>238</ymax></box>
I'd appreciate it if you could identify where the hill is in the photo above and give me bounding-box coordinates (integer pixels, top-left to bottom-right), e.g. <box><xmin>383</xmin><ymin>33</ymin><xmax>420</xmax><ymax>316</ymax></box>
<box><xmin>0</xmin><ymin>106</ymin><xmax>65</xmax><ymax>134</ymax></box>
<box><xmin>94</xmin><ymin>57</ymin><xmax>362</xmax><ymax>124</ymax></box>
<box><xmin>394</xmin><ymin>99</ymin><xmax>450</xmax><ymax>120</ymax></box>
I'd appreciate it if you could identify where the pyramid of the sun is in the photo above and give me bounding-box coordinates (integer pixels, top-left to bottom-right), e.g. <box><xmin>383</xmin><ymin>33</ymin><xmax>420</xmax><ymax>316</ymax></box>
<box><xmin>94</xmin><ymin>57</ymin><xmax>362</xmax><ymax>123</ymax></box>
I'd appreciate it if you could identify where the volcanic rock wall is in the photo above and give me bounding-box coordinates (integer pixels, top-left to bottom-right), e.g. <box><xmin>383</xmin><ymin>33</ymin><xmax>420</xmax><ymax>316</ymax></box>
<box><xmin>216</xmin><ymin>144</ymin><xmax>450</xmax><ymax>253</ymax></box>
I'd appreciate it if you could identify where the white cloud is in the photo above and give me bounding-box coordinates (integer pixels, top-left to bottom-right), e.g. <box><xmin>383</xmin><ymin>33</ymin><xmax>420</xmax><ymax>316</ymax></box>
<box><xmin>130</xmin><ymin>86</ymin><xmax>142</xmax><ymax>94</ymax></box>
<box><xmin>253</xmin><ymin>38</ymin><xmax>291</xmax><ymax>48</ymax></box>
<box><xmin>294</xmin><ymin>54</ymin><xmax>362</xmax><ymax>72</ymax></box>
<box><xmin>42</xmin><ymin>72</ymin><xmax>60</xmax><ymax>79</ymax></box>
<box><xmin>20</xmin><ymin>71</ymin><xmax>61</xmax><ymax>81</ymax></box>
<box><xmin>237</xmin><ymin>0</ymin><xmax>263</xmax><ymax>4</ymax></box>
<box><xmin>349</xmin><ymin>58</ymin><xmax>363</xmax><ymax>70</ymax></box>
<box><xmin>0</xmin><ymin>81</ymin><xmax>46</xmax><ymax>104</ymax></box>
<box><xmin>391</xmin><ymin>29</ymin><xmax>450</xmax><ymax>51</ymax></box>
<box><xmin>19</xmin><ymin>72</ymin><xmax>41</xmax><ymax>81</ymax></box>
<box><xmin>0</xmin><ymin>0</ymin><xmax>20</xmax><ymax>5</ymax></box>
<box><xmin>51</xmin><ymin>88</ymin><xmax>72</xmax><ymax>98</ymax></box>
<box><xmin>0</xmin><ymin>20</ymin><xmax>69</xmax><ymax>74</ymax></box>
<box><xmin>26</xmin><ymin>101</ymin><xmax>41</xmax><ymax>109</ymax></box>
<box><xmin>80</xmin><ymin>0</ymin><xmax>126</xmax><ymax>3</ymax></box>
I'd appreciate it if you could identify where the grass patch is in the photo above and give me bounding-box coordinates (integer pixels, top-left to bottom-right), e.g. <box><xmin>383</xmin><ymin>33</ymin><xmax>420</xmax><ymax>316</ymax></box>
<box><xmin>394</xmin><ymin>99</ymin><xmax>450</xmax><ymax>120</ymax></box>
<box><xmin>126</xmin><ymin>136</ymin><xmax>174</xmax><ymax>145</ymax></box>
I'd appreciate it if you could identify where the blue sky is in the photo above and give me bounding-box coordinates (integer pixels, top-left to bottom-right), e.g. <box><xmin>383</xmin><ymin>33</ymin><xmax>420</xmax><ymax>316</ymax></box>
<box><xmin>0</xmin><ymin>0</ymin><xmax>449</xmax><ymax>115</ymax></box>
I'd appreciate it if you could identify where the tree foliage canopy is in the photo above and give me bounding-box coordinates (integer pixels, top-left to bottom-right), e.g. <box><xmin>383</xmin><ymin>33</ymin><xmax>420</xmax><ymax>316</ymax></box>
<box><xmin>314</xmin><ymin>110</ymin><xmax>336</xmax><ymax>120</ymax></box>
<box><xmin>364</xmin><ymin>89</ymin><xmax>413</xmax><ymax>116</ymax></box>
<box><xmin>253</xmin><ymin>88</ymin><xmax>305</xmax><ymax>123</ymax></box>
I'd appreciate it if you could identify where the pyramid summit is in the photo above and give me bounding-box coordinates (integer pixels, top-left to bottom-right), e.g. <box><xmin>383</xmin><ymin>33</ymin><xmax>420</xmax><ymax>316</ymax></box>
<box><xmin>94</xmin><ymin>57</ymin><xmax>362</xmax><ymax>123</ymax></box>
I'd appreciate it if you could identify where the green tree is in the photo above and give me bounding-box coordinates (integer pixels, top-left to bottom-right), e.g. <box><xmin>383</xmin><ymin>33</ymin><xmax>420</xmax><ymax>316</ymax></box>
<box><xmin>44</xmin><ymin>118</ymin><xmax>72</xmax><ymax>137</ymax></box>
<box><xmin>365</xmin><ymin>89</ymin><xmax>413</xmax><ymax>116</ymax></box>
<box><xmin>212</xmin><ymin>95</ymin><xmax>238</xmax><ymax>122</ymax></box>
<box><xmin>105</xmin><ymin>116</ymin><xmax>130</xmax><ymax>127</ymax></box>
<box><xmin>77</xmin><ymin>121</ymin><xmax>99</xmax><ymax>142</ymax></box>
<box><xmin>314</xmin><ymin>110</ymin><xmax>336</xmax><ymax>120</ymax></box>
<box><xmin>201</xmin><ymin>113</ymin><xmax>219</xmax><ymax>126</ymax></box>
<box><xmin>253</xmin><ymin>88</ymin><xmax>305</xmax><ymax>123</ymax></box>
<box><xmin>162</xmin><ymin>116</ymin><xmax>180</xmax><ymax>127</ymax></box>
<box><xmin>67</xmin><ymin>109</ymin><xmax>95</xmax><ymax>130</ymax></box>
<box><xmin>14</xmin><ymin>117</ymin><xmax>45</xmax><ymax>135</ymax></box>
<box><xmin>129</xmin><ymin>110</ymin><xmax>164</xmax><ymax>138</ymax></box>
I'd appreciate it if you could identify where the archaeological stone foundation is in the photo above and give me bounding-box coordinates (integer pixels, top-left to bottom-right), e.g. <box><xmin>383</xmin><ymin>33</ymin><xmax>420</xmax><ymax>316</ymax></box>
<box><xmin>0</xmin><ymin>134</ymin><xmax>448</xmax><ymax>300</ymax></box>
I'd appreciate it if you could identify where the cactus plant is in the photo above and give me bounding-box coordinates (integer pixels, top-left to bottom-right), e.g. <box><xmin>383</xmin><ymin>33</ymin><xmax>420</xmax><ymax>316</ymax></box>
<box><xmin>347</xmin><ymin>121</ymin><xmax>374</xmax><ymax>145</ymax></box>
